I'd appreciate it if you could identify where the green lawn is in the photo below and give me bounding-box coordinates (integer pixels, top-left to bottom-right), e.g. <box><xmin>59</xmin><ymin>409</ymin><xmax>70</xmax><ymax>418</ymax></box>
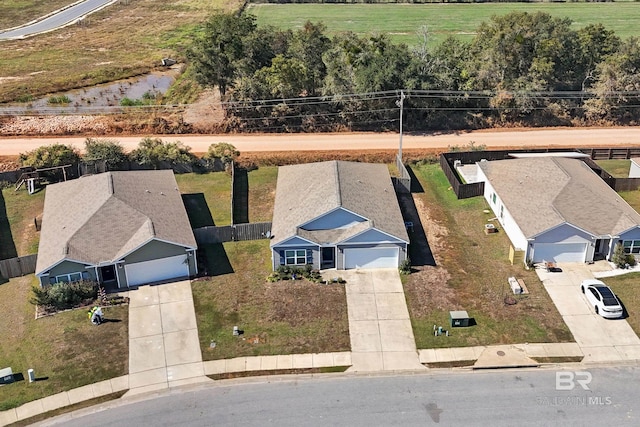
<box><xmin>0</xmin><ymin>276</ymin><xmax>128</xmax><ymax>410</ymax></box>
<box><xmin>175</xmin><ymin>171</ymin><xmax>232</xmax><ymax>227</ymax></box>
<box><xmin>602</xmin><ymin>273</ymin><xmax>640</xmax><ymax>337</ymax></box>
<box><xmin>192</xmin><ymin>240</ymin><xmax>350</xmax><ymax>360</ymax></box>
<box><xmin>405</xmin><ymin>163</ymin><xmax>573</xmax><ymax>348</ymax></box>
<box><xmin>595</xmin><ymin>159</ymin><xmax>631</xmax><ymax>178</ymax></box>
<box><xmin>0</xmin><ymin>187</ymin><xmax>45</xmax><ymax>258</ymax></box>
<box><xmin>248</xmin><ymin>166</ymin><xmax>277</xmax><ymax>223</ymax></box>
<box><xmin>249</xmin><ymin>3</ymin><xmax>640</xmax><ymax>47</ymax></box>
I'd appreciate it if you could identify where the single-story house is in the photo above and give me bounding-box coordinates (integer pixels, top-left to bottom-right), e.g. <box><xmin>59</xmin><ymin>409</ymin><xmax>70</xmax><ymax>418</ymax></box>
<box><xmin>35</xmin><ymin>170</ymin><xmax>197</xmax><ymax>288</ymax></box>
<box><xmin>476</xmin><ymin>157</ymin><xmax>640</xmax><ymax>264</ymax></box>
<box><xmin>270</xmin><ymin>160</ymin><xmax>409</xmax><ymax>270</ymax></box>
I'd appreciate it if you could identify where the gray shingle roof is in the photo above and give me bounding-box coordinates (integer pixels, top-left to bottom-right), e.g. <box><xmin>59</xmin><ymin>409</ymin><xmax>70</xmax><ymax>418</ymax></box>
<box><xmin>271</xmin><ymin>161</ymin><xmax>409</xmax><ymax>245</ymax></box>
<box><xmin>477</xmin><ymin>157</ymin><xmax>640</xmax><ymax>238</ymax></box>
<box><xmin>36</xmin><ymin>170</ymin><xmax>196</xmax><ymax>275</ymax></box>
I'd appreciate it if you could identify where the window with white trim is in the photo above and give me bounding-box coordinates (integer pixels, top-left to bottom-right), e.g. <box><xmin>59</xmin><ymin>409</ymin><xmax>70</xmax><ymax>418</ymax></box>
<box><xmin>285</xmin><ymin>249</ymin><xmax>307</xmax><ymax>265</ymax></box>
<box><xmin>622</xmin><ymin>240</ymin><xmax>640</xmax><ymax>254</ymax></box>
<box><xmin>50</xmin><ymin>271</ymin><xmax>90</xmax><ymax>284</ymax></box>
<box><xmin>492</xmin><ymin>193</ymin><xmax>496</xmax><ymax>204</ymax></box>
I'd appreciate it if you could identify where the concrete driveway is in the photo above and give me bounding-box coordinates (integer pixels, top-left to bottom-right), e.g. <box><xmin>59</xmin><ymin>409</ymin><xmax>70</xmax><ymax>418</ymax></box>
<box><xmin>339</xmin><ymin>268</ymin><xmax>426</xmax><ymax>372</ymax></box>
<box><xmin>125</xmin><ymin>280</ymin><xmax>209</xmax><ymax>395</ymax></box>
<box><xmin>537</xmin><ymin>263</ymin><xmax>640</xmax><ymax>363</ymax></box>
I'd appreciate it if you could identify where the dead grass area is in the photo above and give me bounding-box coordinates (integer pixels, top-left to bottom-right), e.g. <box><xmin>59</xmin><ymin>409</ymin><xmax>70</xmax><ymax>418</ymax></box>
<box><xmin>0</xmin><ymin>275</ymin><xmax>128</xmax><ymax>410</ymax></box>
<box><xmin>405</xmin><ymin>164</ymin><xmax>573</xmax><ymax>348</ymax></box>
<box><xmin>192</xmin><ymin>240</ymin><xmax>350</xmax><ymax>360</ymax></box>
<box><xmin>0</xmin><ymin>0</ymin><xmax>243</xmax><ymax>104</ymax></box>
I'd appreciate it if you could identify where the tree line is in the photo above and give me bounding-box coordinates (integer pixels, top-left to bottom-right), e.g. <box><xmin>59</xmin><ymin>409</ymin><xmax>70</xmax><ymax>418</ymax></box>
<box><xmin>187</xmin><ymin>11</ymin><xmax>640</xmax><ymax>132</ymax></box>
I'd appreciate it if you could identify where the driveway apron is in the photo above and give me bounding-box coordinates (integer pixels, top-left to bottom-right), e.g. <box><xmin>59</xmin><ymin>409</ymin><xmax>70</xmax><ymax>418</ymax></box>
<box><xmin>341</xmin><ymin>269</ymin><xmax>426</xmax><ymax>371</ymax></box>
<box><xmin>125</xmin><ymin>280</ymin><xmax>210</xmax><ymax>395</ymax></box>
<box><xmin>537</xmin><ymin>263</ymin><xmax>640</xmax><ymax>363</ymax></box>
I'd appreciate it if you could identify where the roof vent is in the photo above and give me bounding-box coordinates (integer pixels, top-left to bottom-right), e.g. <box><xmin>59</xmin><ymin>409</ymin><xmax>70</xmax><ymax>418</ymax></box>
<box><xmin>145</xmin><ymin>189</ymin><xmax>150</xmax><ymax>193</ymax></box>
<box><xmin>160</xmin><ymin>191</ymin><xmax>165</xmax><ymax>196</ymax></box>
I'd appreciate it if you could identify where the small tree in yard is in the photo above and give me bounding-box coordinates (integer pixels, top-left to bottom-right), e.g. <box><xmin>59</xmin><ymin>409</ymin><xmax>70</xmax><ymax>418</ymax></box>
<box><xmin>19</xmin><ymin>144</ymin><xmax>80</xmax><ymax>168</ymax></box>
<box><xmin>611</xmin><ymin>242</ymin><xmax>636</xmax><ymax>268</ymax></box>
<box><xmin>83</xmin><ymin>138</ymin><xmax>127</xmax><ymax>169</ymax></box>
<box><xmin>130</xmin><ymin>137</ymin><xmax>196</xmax><ymax>169</ymax></box>
<box><xmin>205</xmin><ymin>142</ymin><xmax>240</xmax><ymax>165</ymax></box>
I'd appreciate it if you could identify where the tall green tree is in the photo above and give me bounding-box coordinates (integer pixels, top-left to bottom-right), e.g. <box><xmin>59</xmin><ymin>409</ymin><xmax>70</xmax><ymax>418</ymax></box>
<box><xmin>83</xmin><ymin>138</ymin><xmax>127</xmax><ymax>168</ymax></box>
<box><xmin>19</xmin><ymin>144</ymin><xmax>80</xmax><ymax>168</ymax></box>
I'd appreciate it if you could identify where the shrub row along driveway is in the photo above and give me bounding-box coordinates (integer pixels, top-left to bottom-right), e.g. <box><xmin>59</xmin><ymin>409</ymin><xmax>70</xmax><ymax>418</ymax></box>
<box><xmin>536</xmin><ymin>262</ymin><xmax>640</xmax><ymax>363</ymax></box>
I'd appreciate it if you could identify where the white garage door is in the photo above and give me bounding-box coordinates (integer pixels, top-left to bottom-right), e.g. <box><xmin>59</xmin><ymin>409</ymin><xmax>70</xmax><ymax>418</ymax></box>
<box><xmin>532</xmin><ymin>243</ymin><xmax>587</xmax><ymax>263</ymax></box>
<box><xmin>125</xmin><ymin>254</ymin><xmax>189</xmax><ymax>286</ymax></box>
<box><xmin>344</xmin><ymin>247</ymin><xmax>399</xmax><ymax>269</ymax></box>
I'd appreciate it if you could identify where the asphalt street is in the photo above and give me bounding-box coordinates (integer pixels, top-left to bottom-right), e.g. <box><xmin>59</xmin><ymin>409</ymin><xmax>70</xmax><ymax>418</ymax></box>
<box><xmin>0</xmin><ymin>0</ymin><xmax>116</xmax><ymax>40</ymax></box>
<box><xmin>39</xmin><ymin>366</ymin><xmax>640</xmax><ymax>426</ymax></box>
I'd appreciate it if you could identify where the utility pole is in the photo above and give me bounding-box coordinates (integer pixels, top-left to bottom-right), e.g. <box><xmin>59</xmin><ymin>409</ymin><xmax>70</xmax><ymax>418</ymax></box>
<box><xmin>395</xmin><ymin>90</ymin><xmax>406</xmax><ymax>160</ymax></box>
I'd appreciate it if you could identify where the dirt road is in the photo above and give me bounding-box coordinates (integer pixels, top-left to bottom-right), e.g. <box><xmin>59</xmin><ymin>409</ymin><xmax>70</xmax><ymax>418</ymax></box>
<box><xmin>1</xmin><ymin>127</ymin><xmax>640</xmax><ymax>155</ymax></box>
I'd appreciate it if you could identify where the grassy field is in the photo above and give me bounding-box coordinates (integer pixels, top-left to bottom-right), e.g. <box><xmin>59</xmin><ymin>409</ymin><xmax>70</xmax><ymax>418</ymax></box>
<box><xmin>0</xmin><ymin>186</ymin><xmax>45</xmax><ymax>258</ymax></box>
<box><xmin>249</xmin><ymin>3</ymin><xmax>640</xmax><ymax>47</ymax></box>
<box><xmin>176</xmin><ymin>171</ymin><xmax>233</xmax><ymax>227</ymax></box>
<box><xmin>595</xmin><ymin>159</ymin><xmax>631</xmax><ymax>178</ymax></box>
<box><xmin>0</xmin><ymin>0</ymin><xmax>243</xmax><ymax>103</ymax></box>
<box><xmin>405</xmin><ymin>163</ymin><xmax>573</xmax><ymax>348</ymax></box>
<box><xmin>0</xmin><ymin>275</ymin><xmax>128</xmax><ymax>410</ymax></box>
<box><xmin>192</xmin><ymin>240</ymin><xmax>350</xmax><ymax>360</ymax></box>
<box><xmin>602</xmin><ymin>273</ymin><xmax>640</xmax><ymax>337</ymax></box>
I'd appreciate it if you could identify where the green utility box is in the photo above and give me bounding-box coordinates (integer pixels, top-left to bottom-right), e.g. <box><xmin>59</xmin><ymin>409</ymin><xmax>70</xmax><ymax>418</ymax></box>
<box><xmin>449</xmin><ymin>310</ymin><xmax>470</xmax><ymax>328</ymax></box>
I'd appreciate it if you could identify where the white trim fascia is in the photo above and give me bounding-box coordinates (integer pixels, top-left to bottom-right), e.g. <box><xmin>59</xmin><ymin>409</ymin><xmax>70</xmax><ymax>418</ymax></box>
<box><xmin>298</xmin><ymin>206</ymin><xmax>368</xmax><ymax>229</ymax></box>
<box><xmin>528</xmin><ymin>221</ymin><xmax>596</xmax><ymax>240</ymax></box>
<box><xmin>36</xmin><ymin>257</ymin><xmax>93</xmax><ymax>277</ymax></box>
<box><xmin>337</xmin><ymin>227</ymin><xmax>409</xmax><ymax>245</ymax></box>
<box><xmin>270</xmin><ymin>235</ymin><xmax>317</xmax><ymax>248</ymax></box>
<box><xmin>114</xmin><ymin>237</ymin><xmax>196</xmax><ymax>262</ymax></box>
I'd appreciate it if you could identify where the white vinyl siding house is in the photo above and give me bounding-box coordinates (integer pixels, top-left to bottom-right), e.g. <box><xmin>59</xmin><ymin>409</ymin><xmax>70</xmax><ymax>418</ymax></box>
<box><xmin>476</xmin><ymin>157</ymin><xmax>640</xmax><ymax>265</ymax></box>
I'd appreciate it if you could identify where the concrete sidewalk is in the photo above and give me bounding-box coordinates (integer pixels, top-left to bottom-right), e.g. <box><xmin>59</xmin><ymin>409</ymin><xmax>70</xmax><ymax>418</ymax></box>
<box><xmin>341</xmin><ymin>269</ymin><xmax>426</xmax><ymax>372</ymax></box>
<box><xmin>126</xmin><ymin>280</ymin><xmax>210</xmax><ymax>396</ymax></box>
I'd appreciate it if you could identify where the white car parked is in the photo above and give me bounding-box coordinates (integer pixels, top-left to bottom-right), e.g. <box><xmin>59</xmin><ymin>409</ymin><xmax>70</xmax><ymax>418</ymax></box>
<box><xmin>580</xmin><ymin>279</ymin><xmax>624</xmax><ymax>319</ymax></box>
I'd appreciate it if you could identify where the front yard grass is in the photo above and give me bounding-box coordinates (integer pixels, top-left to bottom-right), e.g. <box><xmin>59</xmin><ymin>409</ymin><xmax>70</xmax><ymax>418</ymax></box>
<box><xmin>175</xmin><ymin>171</ymin><xmax>232</xmax><ymax>227</ymax></box>
<box><xmin>192</xmin><ymin>240</ymin><xmax>350</xmax><ymax>360</ymax></box>
<box><xmin>0</xmin><ymin>275</ymin><xmax>128</xmax><ymax>410</ymax></box>
<box><xmin>602</xmin><ymin>273</ymin><xmax>640</xmax><ymax>337</ymax></box>
<box><xmin>595</xmin><ymin>159</ymin><xmax>631</xmax><ymax>178</ymax></box>
<box><xmin>405</xmin><ymin>164</ymin><xmax>573</xmax><ymax>348</ymax></box>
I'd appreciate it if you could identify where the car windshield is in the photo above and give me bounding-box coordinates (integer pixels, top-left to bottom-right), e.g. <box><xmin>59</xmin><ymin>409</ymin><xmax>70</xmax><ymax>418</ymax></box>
<box><xmin>602</xmin><ymin>297</ymin><xmax>620</xmax><ymax>306</ymax></box>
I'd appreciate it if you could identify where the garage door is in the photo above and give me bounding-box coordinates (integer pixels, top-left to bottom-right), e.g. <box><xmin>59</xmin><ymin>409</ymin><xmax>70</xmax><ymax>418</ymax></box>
<box><xmin>344</xmin><ymin>247</ymin><xmax>399</xmax><ymax>269</ymax></box>
<box><xmin>125</xmin><ymin>254</ymin><xmax>189</xmax><ymax>286</ymax></box>
<box><xmin>532</xmin><ymin>243</ymin><xmax>587</xmax><ymax>263</ymax></box>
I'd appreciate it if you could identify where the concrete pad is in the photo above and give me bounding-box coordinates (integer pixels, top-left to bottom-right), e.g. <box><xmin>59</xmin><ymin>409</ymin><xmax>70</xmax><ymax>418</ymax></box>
<box><xmin>382</xmin><ymin>351</ymin><xmax>427</xmax><ymax>370</ymax></box>
<box><xmin>128</xmin><ymin>367</ymin><xmax>168</xmax><ymax>389</ymax></box>
<box><xmin>40</xmin><ymin>392</ymin><xmax>71</xmax><ymax>413</ymax></box>
<box><xmin>418</xmin><ymin>349</ymin><xmax>437</xmax><ymax>364</ymax></box>
<box><xmin>371</xmin><ymin>269</ymin><xmax>404</xmax><ymax>293</ymax></box>
<box><xmin>523</xmin><ymin>343</ymin><xmax>550</xmax><ymax>358</ymax></box>
<box><xmin>596</xmin><ymin>317</ymin><xmax>640</xmax><ymax>346</ymax></box>
<box><xmin>344</xmin><ymin>275</ymin><xmax>374</xmax><ymax>294</ymax></box>
<box><xmin>434</xmin><ymin>348</ymin><xmax>455</xmax><ymax>363</ymax></box>
<box><xmin>123</xmin><ymin>382</ymin><xmax>168</xmax><ymax>397</ymax></box>
<box><xmin>349</xmin><ymin>320</ymin><xmax>382</xmax><ymax>352</ymax></box>
<box><xmin>0</xmin><ymin>409</ymin><xmax>17</xmax><ymax>426</ymax></box>
<box><xmin>563</xmin><ymin>315</ymin><xmax>612</xmax><ymax>347</ymax></box>
<box><xmin>226</xmin><ymin>357</ymin><xmax>248</xmax><ymax>373</ymax></box>
<box><xmin>349</xmin><ymin>352</ymin><xmax>384</xmax><ymax>372</ymax></box>
<box><xmin>157</xmin><ymin>281</ymin><xmax>192</xmax><ymax>303</ymax></box>
<box><xmin>91</xmin><ymin>379</ymin><xmax>114</xmax><ymax>397</ymax></box>
<box><xmin>312</xmin><ymin>353</ymin><xmax>335</xmax><ymax>368</ymax></box>
<box><xmin>128</xmin><ymin>304</ymin><xmax>163</xmax><ymax>338</ymax></box>
<box><xmin>292</xmin><ymin>353</ymin><xmax>314</xmax><ymax>369</ymax></box>
<box><xmin>451</xmin><ymin>346</ymin><xmax>481</xmax><ymax>362</ymax></box>
<box><xmin>244</xmin><ymin>357</ymin><xmax>262</xmax><ymax>372</ymax></box>
<box><xmin>166</xmin><ymin>362</ymin><xmax>205</xmax><ymax>382</ymax></box>
<box><xmin>347</xmin><ymin>293</ymin><xmax>378</xmax><ymax>320</ymax></box>
<box><xmin>129</xmin><ymin>285</ymin><xmax>160</xmax><ymax>307</ymax></box>
<box><xmin>160</xmin><ymin>300</ymin><xmax>198</xmax><ymax>333</ymax></box>
<box><xmin>581</xmin><ymin>346</ymin><xmax>623</xmax><ymax>363</ymax></box>
<box><xmin>378</xmin><ymin>320</ymin><xmax>418</xmax><ymax>352</ymax></box>
<box><xmin>203</xmin><ymin>360</ymin><xmax>226</xmax><ymax>375</ymax></box>
<box><xmin>375</xmin><ymin>293</ymin><xmax>410</xmax><ymax>320</ymax></box>
<box><xmin>332</xmin><ymin>352</ymin><xmax>352</xmax><ymax>367</ymax></box>
<box><xmin>615</xmin><ymin>344</ymin><xmax>640</xmax><ymax>361</ymax></box>
<box><xmin>129</xmin><ymin>335</ymin><xmax>166</xmax><ymax>373</ymax></box>
<box><xmin>556</xmin><ymin>342</ymin><xmax>584</xmax><ymax>357</ymax></box>
<box><xmin>66</xmin><ymin>384</ymin><xmax>95</xmax><ymax>405</ymax></box>
<box><xmin>15</xmin><ymin>399</ymin><xmax>44</xmax><ymax>421</ymax></box>
<box><xmin>544</xmin><ymin>286</ymin><xmax>591</xmax><ymax>316</ymax></box>
<box><xmin>276</xmin><ymin>355</ymin><xmax>293</xmax><ymax>369</ymax></box>
<box><xmin>164</xmin><ymin>329</ymin><xmax>203</xmax><ymax>366</ymax></box>
<box><xmin>110</xmin><ymin>375</ymin><xmax>130</xmax><ymax>393</ymax></box>
<box><xmin>474</xmin><ymin>346</ymin><xmax>538</xmax><ymax>369</ymax></box>
<box><xmin>261</xmin><ymin>355</ymin><xmax>278</xmax><ymax>371</ymax></box>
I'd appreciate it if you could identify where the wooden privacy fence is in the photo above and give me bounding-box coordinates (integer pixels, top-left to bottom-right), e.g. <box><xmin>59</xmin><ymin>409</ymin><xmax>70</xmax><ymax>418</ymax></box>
<box><xmin>0</xmin><ymin>254</ymin><xmax>37</xmax><ymax>279</ymax></box>
<box><xmin>194</xmin><ymin>222</ymin><xmax>272</xmax><ymax>245</ymax></box>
